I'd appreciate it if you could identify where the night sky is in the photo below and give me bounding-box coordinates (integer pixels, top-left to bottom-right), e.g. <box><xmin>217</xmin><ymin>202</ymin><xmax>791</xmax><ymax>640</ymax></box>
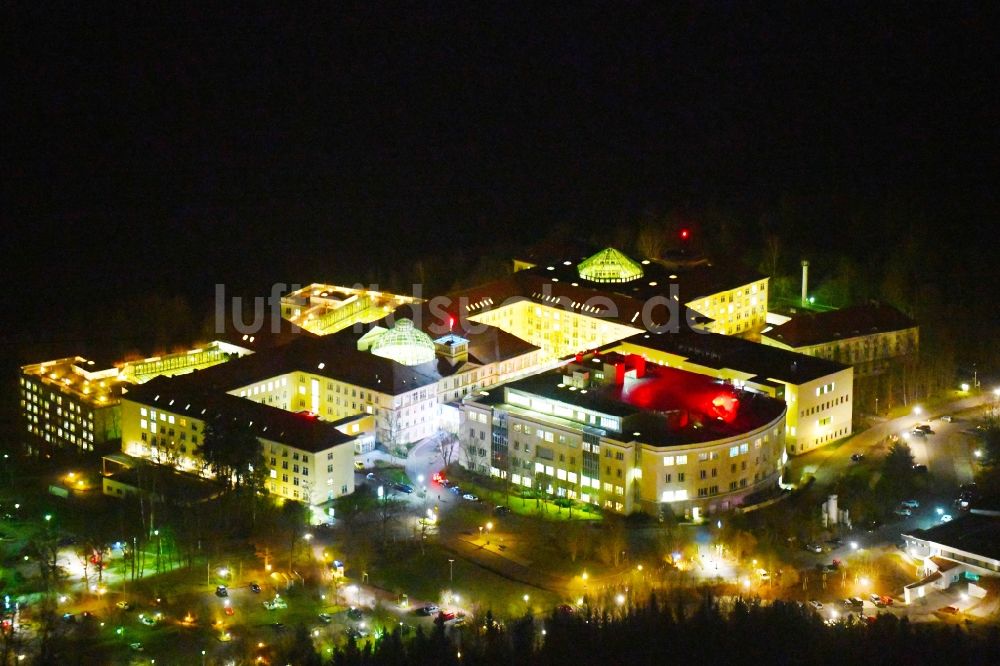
<box><xmin>3</xmin><ymin>3</ymin><xmax>998</xmax><ymax>338</ymax></box>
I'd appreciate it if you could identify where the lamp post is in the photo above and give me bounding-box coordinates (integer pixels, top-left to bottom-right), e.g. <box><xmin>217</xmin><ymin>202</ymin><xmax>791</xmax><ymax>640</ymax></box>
<box><xmin>448</xmin><ymin>558</ymin><xmax>455</xmax><ymax>583</ymax></box>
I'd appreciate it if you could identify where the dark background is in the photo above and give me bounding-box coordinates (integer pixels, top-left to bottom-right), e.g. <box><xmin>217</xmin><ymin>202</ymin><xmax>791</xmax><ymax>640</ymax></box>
<box><xmin>3</xmin><ymin>2</ymin><xmax>998</xmax><ymax>362</ymax></box>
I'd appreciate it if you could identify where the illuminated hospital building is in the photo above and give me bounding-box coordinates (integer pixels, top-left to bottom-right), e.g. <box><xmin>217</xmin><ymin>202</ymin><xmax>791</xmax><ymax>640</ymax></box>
<box><xmin>454</xmin><ymin>246</ymin><xmax>769</xmax><ymax>361</ymax></box>
<box><xmin>461</xmin><ymin>351</ymin><xmax>788</xmax><ymax>518</ymax></box>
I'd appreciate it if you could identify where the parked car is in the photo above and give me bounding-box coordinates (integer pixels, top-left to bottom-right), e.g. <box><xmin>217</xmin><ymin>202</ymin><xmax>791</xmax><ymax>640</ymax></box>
<box><xmin>439</xmin><ymin>610</ymin><xmax>456</xmax><ymax>621</ymax></box>
<box><xmin>116</xmin><ymin>601</ymin><xmax>132</xmax><ymax>610</ymax></box>
<box><xmin>417</xmin><ymin>604</ymin><xmax>439</xmax><ymax>616</ymax></box>
<box><xmin>318</xmin><ymin>613</ymin><xmax>333</xmax><ymax>624</ymax></box>
<box><xmin>215</xmin><ymin>585</ymin><xmax>229</xmax><ymax>597</ymax></box>
<box><xmin>366</xmin><ymin>472</ymin><xmax>376</xmax><ymax>481</ymax></box>
<box><xmin>901</xmin><ymin>499</ymin><xmax>920</xmax><ymax>509</ymax></box>
<box><xmin>941</xmin><ymin>415</ymin><xmax>954</xmax><ymax>422</ymax></box>
<box><xmin>354</xmin><ymin>460</ymin><xmax>365</xmax><ymax>470</ymax></box>
<box><xmin>808</xmin><ymin>600</ymin><xmax>823</xmax><ymax>610</ymax></box>
<box><xmin>394</xmin><ymin>483</ymin><xmax>414</xmax><ymax>494</ymax></box>
<box><xmin>494</xmin><ymin>505</ymin><xmax>511</xmax><ymax>516</ymax></box>
<box><xmin>850</xmin><ymin>453</ymin><xmax>864</xmax><ymax>462</ymax></box>
<box><xmin>869</xmin><ymin>593</ymin><xmax>882</xmax><ymax>604</ymax></box>
<box><xmin>462</xmin><ymin>493</ymin><xmax>479</xmax><ymax>501</ymax></box>
<box><xmin>912</xmin><ymin>464</ymin><xmax>928</xmax><ymax>473</ymax></box>
<box><xmin>893</xmin><ymin>507</ymin><xmax>912</xmax><ymax>517</ymax></box>
<box><xmin>804</xmin><ymin>543</ymin><xmax>823</xmax><ymax>553</ymax></box>
<box><xmin>346</xmin><ymin>607</ymin><xmax>364</xmax><ymax>621</ymax></box>
<box><xmin>449</xmin><ymin>486</ymin><xmax>462</xmax><ymax>495</ymax></box>
<box><xmin>916</xmin><ymin>424</ymin><xmax>933</xmax><ymax>433</ymax></box>
<box><xmin>940</xmin><ymin>514</ymin><xmax>953</xmax><ymax>523</ymax></box>
<box><xmin>139</xmin><ymin>614</ymin><xmax>157</xmax><ymax>627</ymax></box>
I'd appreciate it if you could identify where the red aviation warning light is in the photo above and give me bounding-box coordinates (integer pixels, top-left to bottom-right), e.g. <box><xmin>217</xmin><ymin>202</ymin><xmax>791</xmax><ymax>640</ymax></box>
<box><xmin>680</xmin><ymin>228</ymin><xmax>690</xmax><ymax>240</ymax></box>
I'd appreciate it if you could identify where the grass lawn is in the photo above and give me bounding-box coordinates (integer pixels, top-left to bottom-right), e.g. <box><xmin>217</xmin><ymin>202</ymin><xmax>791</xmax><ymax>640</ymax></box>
<box><xmin>446</xmin><ymin>469</ymin><xmax>602</xmax><ymax>522</ymax></box>
<box><xmin>371</xmin><ymin>464</ymin><xmax>413</xmax><ymax>486</ymax></box>
<box><xmin>367</xmin><ymin>541</ymin><xmax>562</xmax><ymax>618</ymax></box>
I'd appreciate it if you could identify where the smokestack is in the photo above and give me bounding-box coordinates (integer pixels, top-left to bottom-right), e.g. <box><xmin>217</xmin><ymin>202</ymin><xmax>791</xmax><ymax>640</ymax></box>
<box><xmin>801</xmin><ymin>260</ymin><xmax>809</xmax><ymax>306</ymax></box>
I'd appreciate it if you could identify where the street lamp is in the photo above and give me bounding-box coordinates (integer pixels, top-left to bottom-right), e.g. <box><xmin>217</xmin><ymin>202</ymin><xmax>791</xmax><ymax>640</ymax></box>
<box><xmin>448</xmin><ymin>558</ymin><xmax>455</xmax><ymax>583</ymax></box>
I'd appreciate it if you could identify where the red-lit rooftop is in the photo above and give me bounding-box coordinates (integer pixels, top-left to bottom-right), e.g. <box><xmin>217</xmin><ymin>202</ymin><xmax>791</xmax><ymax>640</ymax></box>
<box><xmin>478</xmin><ymin>351</ymin><xmax>787</xmax><ymax>446</ymax></box>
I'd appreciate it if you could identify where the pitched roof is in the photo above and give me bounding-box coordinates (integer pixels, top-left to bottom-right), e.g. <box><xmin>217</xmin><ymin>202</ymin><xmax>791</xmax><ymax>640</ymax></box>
<box><xmin>608</xmin><ymin>327</ymin><xmax>849</xmax><ymax>384</ymax></box>
<box><xmin>904</xmin><ymin>513</ymin><xmax>1000</xmax><ymax>564</ymax></box>
<box><xmin>123</xmin><ymin>375</ymin><xmax>356</xmax><ymax>453</ymax></box>
<box><xmin>764</xmin><ymin>303</ymin><xmax>917</xmax><ymax>348</ymax></box>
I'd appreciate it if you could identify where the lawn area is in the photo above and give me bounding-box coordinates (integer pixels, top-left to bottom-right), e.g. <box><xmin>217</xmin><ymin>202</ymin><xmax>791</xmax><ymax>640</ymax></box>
<box><xmin>367</xmin><ymin>541</ymin><xmax>562</xmax><ymax>618</ymax></box>
<box><xmin>445</xmin><ymin>468</ymin><xmax>602</xmax><ymax>522</ymax></box>
<box><xmin>371</xmin><ymin>464</ymin><xmax>412</xmax><ymax>486</ymax></box>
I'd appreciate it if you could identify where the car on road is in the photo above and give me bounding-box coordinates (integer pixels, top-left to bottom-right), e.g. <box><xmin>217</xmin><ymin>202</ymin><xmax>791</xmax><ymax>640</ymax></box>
<box><xmin>916</xmin><ymin>424</ymin><xmax>933</xmax><ymax>434</ymax></box>
<box><xmin>318</xmin><ymin>613</ymin><xmax>333</xmax><ymax>624</ymax></box>
<box><xmin>804</xmin><ymin>543</ymin><xmax>823</xmax><ymax>553</ymax></box>
<box><xmin>346</xmin><ymin>607</ymin><xmax>364</xmax><ymax>621</ymax></box>
<box><xmin>462</xmin><ymin>493</ymin><xmax>479</xmax><ymax>501</ymax></box>
<box><xmin>417</xmin><ymin>604</ymin><xmax>439</xmax><ymax>616</ymax></box>
<box><xmin>215</xmin><ymin>585</ymin><xmax>229</xmax><ymax>597</ymax></box>
<box><xmin>893</xmin><ymin>507</ymin><xmax>912</xmax><ymax>517</ymax></box>
<box><xmin>494</xmin><ymin>506</ymin><xmax>511</xmax><ymax>516</ymax></box>
<box><xmin>912</xmin><ymin>464</ymin><xmax>928</xmax><ymax>473</ymax></box>
<box><xmin>393</xmin><ymin>483</ymin><xmax>414</xmax><ymax>494</ymax></box>
<box><xmin>116</xmin><ymin>601</ymin><xmax>132</xmax><ymax>610</ymax></box>
<box><xmin>901</xmin><ymin>499</ymin><xmax>920</xmax><ymax>509</ymax></box>
<box><xmin>850</xmin><ymin>453</ymin><xmax>864</xmax><ymax>462</ymax></box>
<box><xmin>940</xmin><ymin>514</ymin><xmax>953</xmax><ymax>523</ymax></box>
<box><xmin>909</xmin><ymin>429</ymin><xmax>926</xmax><ymax>437</ymax></box>
<box><xmin>808</xmin><ymin>600</ymin><xmax>823</xmax><ymax>610</ymax></box>
<box><xmin>250</xmin><ymin>583</ymin><xmax>261</xmax><ymax>593</ymax></box>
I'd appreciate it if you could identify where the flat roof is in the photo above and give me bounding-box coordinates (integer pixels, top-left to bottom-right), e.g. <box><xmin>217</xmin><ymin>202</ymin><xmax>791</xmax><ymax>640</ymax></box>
<box><xmin>905</xmin><ymin>513</ymin><xmax>1000</xmax><ymax>563</ymax></box>
<box><xmin>763</xmin><ymin>303</ymin><xmax>917</xmax><ymax>348</ymax></box>
<box><xmin>21</xmin><ymin>357</ymin><xmax>126</xmax><ymax>407</ymax></box>
<box><xmin>123</xmin><ymin>376</ymin><xmax>356</xmax><ymax>454</ymax></box>
<box><xmin>608</xmin><ymin>328</ymin><xmax>849</xmax><ymax>384</ymax></box>
<box><xmin>472</xmin><ymin>354</ymin><xmax>786</xmax><ymax>447</ymax></box>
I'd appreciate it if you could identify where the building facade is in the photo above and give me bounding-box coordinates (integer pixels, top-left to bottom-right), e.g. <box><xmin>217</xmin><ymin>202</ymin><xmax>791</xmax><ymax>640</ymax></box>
<box><xmin>120</xmin><ymin>379</ymin><xmax>357</xmax><ymax>505</ymax></box>
<box><xmin>455</xmin><ymin>247</ymin><xmax>769</xmax><ymax>363</ymax></box>
<box><xmin>19</xmin><ymin>341</ymin><xmax>252</xmax><ymax>454</ymax></box>
<box><xmin>605</xmin><ymin>331</ymin><xmax>852</xmax><ymax>456</ymax></box>
<box><xmin>762</xmin><ymin>304</ymin><xmax>918</xmax><ymax>376</ymax></box>
<box><xmin>460</xmin><ymin>351</ymin><xmax>787</xmax><ymax>518</ymax></box>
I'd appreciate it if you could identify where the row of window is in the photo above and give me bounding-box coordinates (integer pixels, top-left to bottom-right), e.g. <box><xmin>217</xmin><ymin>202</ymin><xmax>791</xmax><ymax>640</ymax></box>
<box><xmin>801</xmin><ymin>394</ymin><xmax>849</xmax><ymax>416</ymax></box>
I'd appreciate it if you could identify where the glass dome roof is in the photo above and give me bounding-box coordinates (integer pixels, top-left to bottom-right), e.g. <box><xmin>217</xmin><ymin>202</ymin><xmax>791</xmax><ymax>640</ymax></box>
<box><xmin>577</xmin><ymin>247</ymin><xmax>644</xmax><ymax>283</ymax></box>
<box><xmin>370</xmin><ymin>319</ymin><xmax>436</xmax><ymax>366</ymax></box>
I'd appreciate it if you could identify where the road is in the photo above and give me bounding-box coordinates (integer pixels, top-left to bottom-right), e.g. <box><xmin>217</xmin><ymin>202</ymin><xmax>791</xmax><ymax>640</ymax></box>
<box><xmin>788</xmin><ymin>393</ymin><xmax>992</xmax><ymax>491</ymax></box>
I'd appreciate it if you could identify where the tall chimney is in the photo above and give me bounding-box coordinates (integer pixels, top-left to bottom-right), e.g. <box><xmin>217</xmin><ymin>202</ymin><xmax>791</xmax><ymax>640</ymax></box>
<box><xmin>801</xmin><ymin>260</ymin><xmax>809</xmax><ymax>306</ymax></box>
